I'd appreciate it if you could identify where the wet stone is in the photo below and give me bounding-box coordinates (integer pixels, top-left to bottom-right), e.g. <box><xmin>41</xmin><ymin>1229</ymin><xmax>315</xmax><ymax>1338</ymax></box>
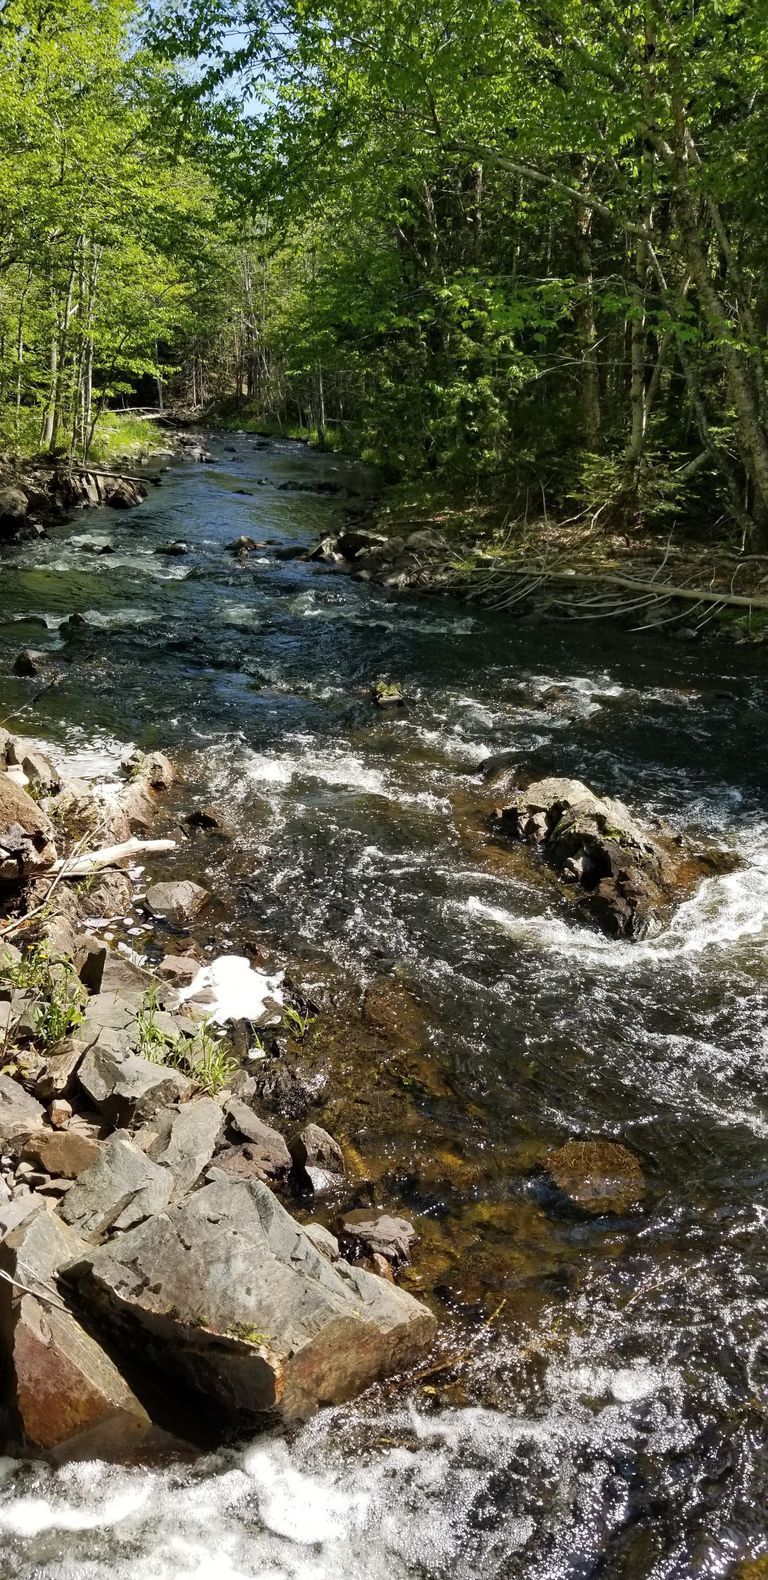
<box><xmin>545</xmin><ymin>1139</ymin><xmax>645</xmax><ymax>1216</ymax></box>
<box><xmin>339</xmin><ymin>1208</ymin><xmax>418</xmax><ymax>1268</ymax></box>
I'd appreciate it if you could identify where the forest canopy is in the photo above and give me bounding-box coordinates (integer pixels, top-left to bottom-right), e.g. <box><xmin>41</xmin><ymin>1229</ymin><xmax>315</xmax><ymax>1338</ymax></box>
<box><xmin>2</xmin><ymin>0</ymin><xmax>768</xmax><ymax>542</ymax></box>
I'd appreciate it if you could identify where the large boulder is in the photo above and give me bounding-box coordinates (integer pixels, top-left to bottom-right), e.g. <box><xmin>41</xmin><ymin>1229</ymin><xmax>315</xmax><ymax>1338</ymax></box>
<box><xmin>65</xmin><ymin>1177</ymin><xmax>436</xmax><ymax>1428</ymax></box>
<box><xmin>0</xmin><ymin>485</ymin><xmax>28</xmax><ymax>535</ymax></box>
<box><xmin>78</xmin><ymin>1036</ymin><xmax>192</xmax><ymax>1127</ymax></box>
<box><xmin>495</xmin><ymin>776</ymin><xmax>706</xmax><ymax>940</ymax></box>
<box><xmin>58</xmin><ymin>1130</ymin><xmax>172</xmax><ymax>1240</ymax></box>
<box><xmin>0</xmin><ymin>1208</ymin><xmax>151</xmax><ymax>1457</ymax></box>
<box><xmin>0</xmin><ymin>775</ymin><xmax>57</xmax><ymax>881</ymax></box>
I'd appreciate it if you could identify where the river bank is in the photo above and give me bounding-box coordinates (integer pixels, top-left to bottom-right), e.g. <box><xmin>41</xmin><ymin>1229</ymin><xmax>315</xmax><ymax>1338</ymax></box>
<box><xmin>0</xmin><ymin>432</ymin><xmax>766</xmax><ymax>1576</ymax></box>
<box><xmin>0</xmin><ymin>420</ymin><xmax>215</xmax><ymax>543</ymax></box>
<box><xmin>302</xmin><ymin>505</ymin><xmax>768</xmax><ymax>647</ymax></box>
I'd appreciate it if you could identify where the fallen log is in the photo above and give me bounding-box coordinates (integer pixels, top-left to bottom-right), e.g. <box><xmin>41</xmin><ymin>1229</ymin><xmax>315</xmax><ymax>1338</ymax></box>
<box><xmin>50</xmin><ymin>837</ymin><xmax>177</xmax><ymax>877</ymax></box>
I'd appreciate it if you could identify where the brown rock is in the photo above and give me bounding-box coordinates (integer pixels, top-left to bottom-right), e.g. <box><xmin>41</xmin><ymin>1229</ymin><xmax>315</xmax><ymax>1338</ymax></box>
<box><xmin>21</xmin><ymin>1130</ymin><xmax>101</xmax><ymax>1180</ymax></box>
<box><xmin>0</xmin><ymin>776</ymin><xmax>57</xmax><ymax>881</ymax></box>
<box><xmin>49</xmin><ymin>1098</ymin><xmax>73</xmax><ymax>1129</ymax></box>
<box><xmin>546</xmin><ymin>1139</ymin><xmax>644</xmax><ymax>1216</ymax></box>
<box><xmin>215</xmin><ymin>1112</ymin><xmax>292</xmax><ymax>1183</ymax></box>
<box><xmin>157</xmin><ymin>954</ymin><xmax>201</xmax><ymax>988</ymax></box>
<box><xmin>0</xmin><ymin>1208</ymin><xmax>151</xmax><ymax>1457</ymax></box>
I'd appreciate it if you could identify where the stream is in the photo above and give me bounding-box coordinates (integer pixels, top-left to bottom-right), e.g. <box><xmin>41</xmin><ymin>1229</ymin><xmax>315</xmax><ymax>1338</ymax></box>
<box><xmin>0</xmin><ymin>433</ymin><xmax>766</xmax><ymax>1578</ymax></box>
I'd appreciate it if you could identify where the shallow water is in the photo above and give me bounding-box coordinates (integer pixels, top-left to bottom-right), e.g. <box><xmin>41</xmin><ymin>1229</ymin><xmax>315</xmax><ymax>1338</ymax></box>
<box><xmin>1</xmin><ymin>435</ymin><xmax>767</xmax><ymax>1578</ymax></box>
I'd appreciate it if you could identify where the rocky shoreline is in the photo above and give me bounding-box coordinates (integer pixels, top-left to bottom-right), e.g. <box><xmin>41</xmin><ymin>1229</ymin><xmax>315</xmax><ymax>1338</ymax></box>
<box><xmin>298</xmin><ymin>523</ymin><xmax>768</xmax><ymax>646</ymax></box>
<box><xmin>0</xmin><ymin>426</ymin><xmax>215</xmax><ymax>542</ymax></box>
<box><xmin>0</xmin><ymin>684</ymin><xmax>734</xmax><ymax>1463</ymax></box>
<box><xmin>0</xmin><ymin>737</ymin><xmax>438</xmax><ymax>1459</ymax></box>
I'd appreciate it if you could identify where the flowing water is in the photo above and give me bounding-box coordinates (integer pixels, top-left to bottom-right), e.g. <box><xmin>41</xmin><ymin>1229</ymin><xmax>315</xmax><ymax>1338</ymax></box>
<box><xmin>0</xmin><ymin>435</ymin><xmax>767</xmax><ymax>1579</ymax></box>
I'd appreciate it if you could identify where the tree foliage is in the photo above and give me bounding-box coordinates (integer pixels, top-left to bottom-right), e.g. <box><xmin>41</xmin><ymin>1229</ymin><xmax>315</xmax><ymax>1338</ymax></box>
<box><xmin>152</xmin><ymin>0</ymin><xmax>768</xmax><ymax>537</ymax></box>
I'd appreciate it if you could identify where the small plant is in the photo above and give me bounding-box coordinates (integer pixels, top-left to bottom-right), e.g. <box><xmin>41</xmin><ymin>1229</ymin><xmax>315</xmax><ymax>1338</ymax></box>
<box><xmin>186</xmin><ymin>1021</ymin><xmax>238</xmax><ymax>1096</ymax></box>
<box><xmin>282</xmin><ymin>1004</ymin><xmax>314</xmax><ymax>1041</ymax></box>
<box><xmin>248</xmin><ymin>1032</ymin><xmax>267</xmax><ymax>1062</ymax></box>
<box><xmin>137</xmin><ymin>984</ymin><xmax>176</xmax><ymax>1063</ymax></box>
<box><xmin>6</xmin><ymin>943</ymin><xmax>85</xmax><ymax>1050</ymax></box>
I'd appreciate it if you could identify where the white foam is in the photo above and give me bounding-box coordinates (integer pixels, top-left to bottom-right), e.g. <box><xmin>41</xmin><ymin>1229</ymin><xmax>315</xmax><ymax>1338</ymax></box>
<box><xmin>458</xmin><ymin>841</ymin><xmax>768</xmax><ymax>968</ymax></box>
<box><xmin>179</xmin><ymin>956</ymin><xmax>284</xmax><ymax>1025</ymax></box>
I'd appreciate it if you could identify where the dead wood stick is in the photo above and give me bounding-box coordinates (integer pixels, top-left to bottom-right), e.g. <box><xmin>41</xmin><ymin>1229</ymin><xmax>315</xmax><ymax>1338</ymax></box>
<box><xmin>48</xmin><ymin>836</ymin><xmax>176</xmax><ymax>877</ymax></box>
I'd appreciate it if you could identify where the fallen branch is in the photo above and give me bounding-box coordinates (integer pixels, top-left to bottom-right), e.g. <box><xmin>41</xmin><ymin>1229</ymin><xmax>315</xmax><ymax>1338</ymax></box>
<box><xmin>49</xmin><ymin>836</ymin><xmax>176</xmax><ymax>877</ymax></box>
<box><xmin>453</xmin><ymin>562</ymin><xmax>768</xmax><ymax>613</ymax></box>
<box><xmin>70</xmin><ymin>466</ymin><xmax>149</xmax><ymax>486</ymax></box>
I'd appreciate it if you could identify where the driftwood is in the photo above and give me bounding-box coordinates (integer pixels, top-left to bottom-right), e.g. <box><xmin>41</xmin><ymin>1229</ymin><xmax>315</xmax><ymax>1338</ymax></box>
<box><xmin>50</xmin><ymin>837</ymin><xmax>176</xmax><ymax>877</ymax></box>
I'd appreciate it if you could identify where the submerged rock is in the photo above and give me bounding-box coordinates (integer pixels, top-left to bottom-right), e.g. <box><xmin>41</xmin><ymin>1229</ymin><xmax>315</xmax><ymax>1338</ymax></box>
<box><xmin>66</xmin><ymin>1177</ymin><xmax>436</xmax><ymax>1427</ymax></box>
<box><xmin>545</xmin><ymin>1138</ymin><xmax>644</xmax><ymax>1216</ymax></box>
<box><xmin>0</xmin><ymin>1208</ymin><xmax>151</xmax><ymax>1458</ymax></box>
<box><xmin>495</xmin><ymin>775</ymin><xmax>710</xmax><ymax>940</ymax></box>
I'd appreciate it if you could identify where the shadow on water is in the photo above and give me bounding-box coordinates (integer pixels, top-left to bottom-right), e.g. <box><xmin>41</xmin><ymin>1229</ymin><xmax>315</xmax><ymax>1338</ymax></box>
<box><xmin>0</xmin><ymin>434</ymin><xmax>767</xmax><ymax>1578</ymax></box>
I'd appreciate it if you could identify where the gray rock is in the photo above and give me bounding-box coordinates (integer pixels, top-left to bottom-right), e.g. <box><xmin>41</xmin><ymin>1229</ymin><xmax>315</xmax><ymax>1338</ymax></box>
<box><xmin>144</xmin><ymin>880</ymin><xmax>210</xmax><ymax>928</ymax></box>
<box><xmin>19</xmin><ymin>748</ymin><xmax>61</xmax><ymax>793</ymax></box>
<box><xmin>339</xmin><ymin>1208</ymin><xmax>418</xmax><ymax>1267</ymax></box>
<box><xmin>0</xmin><ymin>1192</ymin><xmax>53</xmax><ymax>1238</ymax></box>
<box><xmin>0</xmin><ymin>1208</ymin><xmax>151</xmax><ymax>1456</ymax></box>
<box><xmin>336</xmin><ymin>528</ymin><xmax>388</xmax><ymax>560</ymax></box>
<box><xmin>0</xmin><ymin>775</ymin><xmax>58</xmax><ymax>881</ymax></box>
<box><xmin>0</xmin><ymin>1075</ymin><xmax>45</xmax><ymax>1148</ymax></box>
<box><xmin>140</xmin><ymin>1097</ymin><xmax>224</xmax><ymax>1201</ymax></box>
<box><xmin>157</xmin><ymin>540</ymin><xmax>190</xmax><ymax>556</ymax></box>
<box><xmin>289</xmin><ymin>1123</ymin><xmax>345</xmax><ymax>1199</ymax></box>
<box><xmin>95</xmin><ymin>950</ymin><xmax>153</xmax><ymax>1004</ymax></box>
<box><xmin>405</xmin><ymin>529</ymin><xmax>449</xmax><ymax>553</ymax></box>
<box><xmin>0</xmin><ymin>486</ymin><xmax>29</xmax><ymax>532</ymax></box>
<box><xmin>78</xmin><ymin>1037</ymin><xmax>192</xmax><ymax>1128</ymax></box>
<box><xmin>304</xmin><ymin>1222</ymin><xmax>341</xmax><ymax>1262</ymax></box>
<box><xmin>35</xmin><ymin>1030</ymin><xmax>96</xmax><ymax>1102</ymax></box>
<box><xmin>73</xmin><ymin>934</ymin><xmax>108</xmax><ymax>993</ymax></box>
<box><xmin>67</xmin><ymin>1177</ymin><xmax>436</xmax><ymax>1426</ymax></box>
<box><xmin>223</xmin><ymin>1099</ymin><xmax>291</xmax><ymax>1181</ymax></box>
<box><xmin>58</xmin><ymin>1130</ymin><xmax>173</xmax><ymax>1240</ymax></box>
